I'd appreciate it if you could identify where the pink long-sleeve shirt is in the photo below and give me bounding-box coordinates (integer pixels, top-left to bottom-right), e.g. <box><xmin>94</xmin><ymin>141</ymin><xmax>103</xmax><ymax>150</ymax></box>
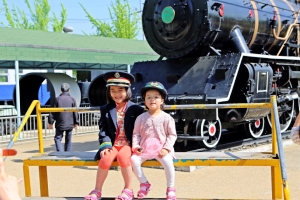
<box><xmin>132</xmin><ymin>111</ymin><xmax>177</xmax><ymax>157</ymax></box>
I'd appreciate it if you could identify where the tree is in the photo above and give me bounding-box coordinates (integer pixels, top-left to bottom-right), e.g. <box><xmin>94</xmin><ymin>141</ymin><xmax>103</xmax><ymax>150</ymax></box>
<box><xmin>1</xmin><ymin>0</ymin><xmax>67</xmax><ymax>32</ymax></box>
<box><xmin>80</xmin><ymin>0</ymin><xmax>140</xmax><ymax>39</ymax></box>
<box><xmin>52</xmin><ymin>4</ymin><xmax>67</xmax><ymax>33</ymax></box>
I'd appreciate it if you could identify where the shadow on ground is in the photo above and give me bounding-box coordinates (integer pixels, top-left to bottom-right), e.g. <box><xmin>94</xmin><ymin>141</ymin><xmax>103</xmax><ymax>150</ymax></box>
<box><xmin>23</xmin><ymin>140</ymin><xmax>99</xmax><ymax>154</ymax></box>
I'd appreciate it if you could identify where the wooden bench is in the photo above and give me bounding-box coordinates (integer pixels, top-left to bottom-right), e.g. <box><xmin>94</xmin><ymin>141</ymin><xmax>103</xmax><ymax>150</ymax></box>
<box><xmin>23</xmin><ymin>151</ymin><xmax>282</xmax><ymax>198</ymax></box>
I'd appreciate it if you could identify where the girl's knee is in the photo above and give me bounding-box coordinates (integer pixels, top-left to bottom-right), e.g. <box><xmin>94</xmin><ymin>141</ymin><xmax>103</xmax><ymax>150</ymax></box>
<box><xmin>117</xmin><ymin>157</ymin><xmax>131</xmax><ymax>168</ymax></box>
<box><xmin>98</xmin><ymin>161</ymin><xmax>111</xmax><ymax>170</ymax></box>
<box><xmin>159</xmin><ymin>155</ymin><xmax>174</xmax><ymax>167</ymax></box>
<box><xmin>131</xmin><ymin>154</ymin><xmax>138</xmax><ymax>162</ymax></box>
<box><xmin>98</xmin><ymin>155</ymin><xmax>115</xmax><ymax>170</ymax></box>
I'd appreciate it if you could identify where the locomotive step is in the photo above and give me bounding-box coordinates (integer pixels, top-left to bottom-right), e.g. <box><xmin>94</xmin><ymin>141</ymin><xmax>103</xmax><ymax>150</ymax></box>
<box><xmin>177</xmin><ymin>134</ymin><xmax>208</xmax><ymax>141</ymax></box>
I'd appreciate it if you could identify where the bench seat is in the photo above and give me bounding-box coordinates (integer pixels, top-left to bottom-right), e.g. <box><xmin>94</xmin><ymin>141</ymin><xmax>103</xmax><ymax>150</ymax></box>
<box><xmin>23</xmin><ymin>151</ymin><xmax>280</xmax><ymax>197</ymax></box>
<box><xmin>24</xmin><ymin>151</ymin><xmax>278</xmax><ymax>167</ymax></box>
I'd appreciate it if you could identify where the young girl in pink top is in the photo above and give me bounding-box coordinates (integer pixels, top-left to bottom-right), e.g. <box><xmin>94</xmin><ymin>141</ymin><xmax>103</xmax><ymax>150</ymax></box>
<box><xmin>131</xmin><ymin>82</ymin><xmax>177</xmax><ymax>200</ymax></box>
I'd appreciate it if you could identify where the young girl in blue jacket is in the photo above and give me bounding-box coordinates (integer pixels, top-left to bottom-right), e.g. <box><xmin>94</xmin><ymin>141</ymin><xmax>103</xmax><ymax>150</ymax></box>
<box><xmin>85</xmin><ymin>71</ymin><xmax>144</xmax><ymax>200</ymax></box>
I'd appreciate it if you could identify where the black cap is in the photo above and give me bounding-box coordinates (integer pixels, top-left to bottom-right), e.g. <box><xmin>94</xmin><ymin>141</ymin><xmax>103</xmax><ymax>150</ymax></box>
<box><xmin>140</xmin><ymin>81</ymin><xmax>168</xmax><ymax>100</ymax></box>
<box><xmin>103</xmin><ymin>71</ymin><xmax>135</xmax><ymax>87</ymax></box>
<box><xmin>61</xmin><ymin>83</ymin><xmax>70</xmax><ymax>92</ymax></box>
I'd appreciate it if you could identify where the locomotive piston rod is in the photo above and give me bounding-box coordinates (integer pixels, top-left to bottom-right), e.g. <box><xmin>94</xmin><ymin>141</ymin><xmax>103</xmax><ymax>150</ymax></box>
<box><xmin>277</xmin><ymin>92</ymin><xmax>299</xmax><ymax>103</ymax></box>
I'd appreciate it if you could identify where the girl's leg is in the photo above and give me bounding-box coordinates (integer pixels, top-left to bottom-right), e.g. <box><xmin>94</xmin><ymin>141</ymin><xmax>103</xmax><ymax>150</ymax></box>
<box><xmin>85</xmin><ymin>147</ymin><xmax>118</xmax><ymax>199</ymax></box>
<box><xmin>131</xmin><ymin>154</ymin><xmax>148</xmax><ymax>183</ymax></box>
<box><xmin>116</xmin><ymin>146</ymin><xmax>134</xmax><ymax>199</ymax></box>
<box><xmin>131</xmin><ymin>154</ymin><xmax>151</xmax><ymax>199</ymax></box>
<box><xmin>97</xmin><ymin>146</ymin><xmax>119</xmax><ymax>189</ymax></box>
<box><xmin>156</xmin><ymin>154</ymin><xmax>176</xmax><ymax>200</ymax></box>
<box><xmin>156</xmin><ymin>154</ymin><xmax>175</xmax><ymax>187</ymax></box>
<box><xmin>94</xmin><ymin>168</ymin><xmax>109</xmax><ymax>191</ymax></box>
<box><xmin>120</xmin><ymin>166</ymin><xmax>133</xmax><ymax>190</ymax></box>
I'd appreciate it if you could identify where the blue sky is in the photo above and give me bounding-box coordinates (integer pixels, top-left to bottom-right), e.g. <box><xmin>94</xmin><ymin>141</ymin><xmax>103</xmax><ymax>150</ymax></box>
<box><xmin>0</xmin><ymin>0</ymin><xmax>145</xmax><ymax>40</ymax></box>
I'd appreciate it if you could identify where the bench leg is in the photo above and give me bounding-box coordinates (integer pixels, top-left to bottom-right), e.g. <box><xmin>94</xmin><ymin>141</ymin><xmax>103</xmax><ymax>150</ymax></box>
<box><xmin>23</xmin><ymin>163</ymin><xmax>31</xmax><ymax>197</ymax></box>
<box><xmin>271</xmin><ymin>165</ymin><xmax>283</xmax><ymax>199</ymax></box>
<box><xmin>39</xmin><ymin>166</ymin><xmax>49</xmax><ymax>197</ymax></box>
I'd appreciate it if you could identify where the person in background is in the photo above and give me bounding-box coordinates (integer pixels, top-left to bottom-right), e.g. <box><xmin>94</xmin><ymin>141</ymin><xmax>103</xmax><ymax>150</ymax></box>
<box><xmin>48</xmin><ymin>83</ymin><xmax>79</xmax><ymax>151</ymax></box>
<box><xmin>131</xmin><ymin>81</ymin><xmax>177</xmax><ymax>200</ymax></box>
<box><xmin>0</xmin><ymin>149</ymin><xmax>22</xmax><ymax>200</ymax></box>
<box><xmin>84</xmin><ymin>71</ymin><xmax>144</xmax><ymax>200</ymax></box>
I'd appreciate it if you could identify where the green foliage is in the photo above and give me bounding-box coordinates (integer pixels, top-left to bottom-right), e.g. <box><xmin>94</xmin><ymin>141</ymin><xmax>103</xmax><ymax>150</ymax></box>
<box><xmin>72</xmin><ymin>70</ymin><xmax>77</xmax><ymax>80</ymax></box>
<box><xmin>52</xmin><ymin>4</ymin><xmax>67</xmax><ymax>32</ymax></box>
<box><xmin>80</xmin><ymin>0</ymin><xmax>140</xmax><ymax>39</ymax></box>
<box><xmin>2</xmin><ymin>0</ymin><xmax>15</xmax><ymax>28</ymax></box>
<box><xmin>1</xmin><ymin>0</ymin><xmax>67</xmax><ymax>32</ymax></box>
<box><xmin>0</xmin><ymin>76</ymin><xmax>7</xmax><ymax>82</ymax></box>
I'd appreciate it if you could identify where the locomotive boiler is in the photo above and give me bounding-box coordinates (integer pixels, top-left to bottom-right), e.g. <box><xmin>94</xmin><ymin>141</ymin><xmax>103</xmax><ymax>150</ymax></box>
<box><xmin>130</xmin><ymin>0</ymin><xmax>300</xmax><ymax>148</ymax></box>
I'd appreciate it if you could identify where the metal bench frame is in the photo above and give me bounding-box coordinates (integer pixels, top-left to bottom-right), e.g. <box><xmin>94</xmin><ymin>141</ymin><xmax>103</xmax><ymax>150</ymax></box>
<box><xmin>20</xmin><ymin>96</ymin><xmax>290</xmax><ymax>199</ymax></box>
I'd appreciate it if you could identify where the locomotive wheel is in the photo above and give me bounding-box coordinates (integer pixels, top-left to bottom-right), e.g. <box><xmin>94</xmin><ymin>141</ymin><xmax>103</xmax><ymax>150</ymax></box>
<box><xmin>197</xmin><ymin>119</ymin><xmax>222</xmax><ymax>148</ymax></box>
<box><xmin>246</xmin><ymin>118</ymin><xmax>265</xmax><ymax>139</ymax></box>
<box><xmin>266</xmin><ymin>99</ymin><xmax>294</xmax><ymax>133</ymax></box>
<box><xmin>266</xmin><ymin>81</ymin><xmax>295</xmax><ymax>133</ymax></box>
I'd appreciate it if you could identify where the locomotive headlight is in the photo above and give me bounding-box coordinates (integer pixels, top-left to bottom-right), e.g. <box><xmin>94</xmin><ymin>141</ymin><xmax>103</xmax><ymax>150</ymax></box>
<box><xmin>162</xmin><ymin>6</ymin><xmax>175</xmax><ymax>24</ymax></box>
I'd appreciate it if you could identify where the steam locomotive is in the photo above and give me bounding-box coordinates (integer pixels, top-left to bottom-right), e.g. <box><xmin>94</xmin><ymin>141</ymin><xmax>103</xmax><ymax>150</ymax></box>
<box><xmin>129</xmin><ymin>0</ymin><xmax>300</xmax><ymax>148</ymax></box>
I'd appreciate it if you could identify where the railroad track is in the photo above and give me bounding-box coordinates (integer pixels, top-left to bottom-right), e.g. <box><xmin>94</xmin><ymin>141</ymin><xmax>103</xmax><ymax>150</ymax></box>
<box><xmin>188</xmin><ymin>131</ymin><xmax>291</xmax><ymax>152</ymax></box>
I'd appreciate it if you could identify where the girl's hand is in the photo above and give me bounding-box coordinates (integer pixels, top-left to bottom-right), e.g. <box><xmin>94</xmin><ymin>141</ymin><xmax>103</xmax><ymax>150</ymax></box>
<box><xmin>158</xmin><ymin>148</ymin><xmax>169</xmax><ymax>158</ymax></box>
<box><xmin>133</xmin><ymin>147</ymin><xmax>143</xmax><ymax>154</ymax></box>
<box><xmin>100</xmin><ymin>148</ymin><xmax>112</xmax><ymax>158</ymax></box>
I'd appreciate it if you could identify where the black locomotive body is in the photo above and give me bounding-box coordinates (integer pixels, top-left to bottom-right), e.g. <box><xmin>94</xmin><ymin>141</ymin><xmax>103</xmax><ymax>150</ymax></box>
<box><xmin>130</xmin><ymin>0</ymin><xmax>300</xmax><ymax>148</ymax></box>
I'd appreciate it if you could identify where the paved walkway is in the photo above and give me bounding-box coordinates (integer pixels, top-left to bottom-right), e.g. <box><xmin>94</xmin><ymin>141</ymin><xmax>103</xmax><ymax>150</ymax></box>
<box><xmin>1</xmin><ymin>133</ymin><xmax>300</xmax><ymax>200</ymax></box>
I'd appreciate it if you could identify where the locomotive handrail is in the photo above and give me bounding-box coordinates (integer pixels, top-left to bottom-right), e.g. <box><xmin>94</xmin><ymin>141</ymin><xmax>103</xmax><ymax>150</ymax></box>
<box><xmin>272</xmin><ymin>10</ymin><xmax>300</xmax><ymax>41</ymax></box>
<box><xmin>271</xmin><ymin>9</ymin><xmax>300</xmax><ymax>56</ymax></box>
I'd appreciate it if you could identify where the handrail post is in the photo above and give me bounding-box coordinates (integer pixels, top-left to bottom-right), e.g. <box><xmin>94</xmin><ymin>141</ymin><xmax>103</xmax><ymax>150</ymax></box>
<box><xmin>6</xmin><ymin>100</ymin><xmax>39</xmax><ymax>150</ymax></box>
<box><xmin>270</xmin><ymin>96</ymin><xmax>281</xmax><ymax>199</ymax></box>
<box><xmin>270</xmin><ymin>95</ymin><xmax>290</xmax><ymax>200</ymax></box>
<box><xmin>36</xmin><ymin>101</ymin><xmax>49</xmax><ymax>196</ymax></box>
<box><xmin>36</xmin><ymin>101</ymin><xmax>44</xmax><ymax>153</ymax></box>
<box><xmin>270</xmin><ymin>96</ymin><xmax>278</xmax><ymax>156</ymax></box>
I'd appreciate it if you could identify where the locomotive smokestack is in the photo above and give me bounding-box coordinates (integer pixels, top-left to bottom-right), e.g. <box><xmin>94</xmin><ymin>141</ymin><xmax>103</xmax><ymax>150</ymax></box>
<box><xmin>229</xmin><ymin>27</ymin><xmax>250</xmax><ymax>53</ymax></box>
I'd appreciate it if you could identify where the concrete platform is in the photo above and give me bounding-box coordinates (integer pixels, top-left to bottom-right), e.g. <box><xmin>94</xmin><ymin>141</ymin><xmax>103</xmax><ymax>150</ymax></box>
<box><xmin>1</xmin><ymin>133</ymin><xmax>299</xmax><ymax>200</ymax></box>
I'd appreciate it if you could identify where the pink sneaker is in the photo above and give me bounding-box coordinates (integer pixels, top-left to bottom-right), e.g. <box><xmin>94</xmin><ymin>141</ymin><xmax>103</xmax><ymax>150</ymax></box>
<box><xmin>84</xmin><ymin>189</ymin><xmax>101</xmax><ymax>200</ymax></box>
<box><xmin>166</xmin><ymin>187</ymin><xmax>176</xmax><ymax>200</ymax></box>
<box><xmin>137</xmin><ymin>182</ymin><xmax>152</xmax><ymax>199</ymax></box>
<box><xmin>115</xmin><ymin>188</ymin><xmax>134</xmax><ymax>200</ymax></box>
